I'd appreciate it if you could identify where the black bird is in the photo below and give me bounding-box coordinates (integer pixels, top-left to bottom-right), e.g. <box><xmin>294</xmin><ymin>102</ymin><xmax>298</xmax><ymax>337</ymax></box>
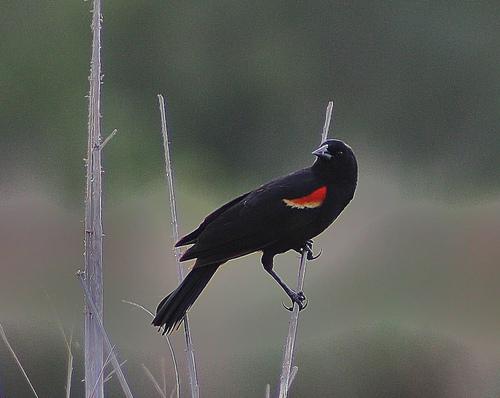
<box><xmin>153</xmin><ymin>139</ymin><xmax>358</xmax><ymax>334</ymax></box>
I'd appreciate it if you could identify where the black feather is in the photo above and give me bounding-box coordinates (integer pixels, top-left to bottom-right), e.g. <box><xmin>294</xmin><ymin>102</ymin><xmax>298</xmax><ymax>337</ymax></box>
<box><xmin>152</xmin><ymin>263</ymin><xmax>220</xmax><ymax>334</ymax></box>
<box><xmin>175</xmin><ymin>192</ymin><xmax>250</xmax><ymax>247</ymax></box>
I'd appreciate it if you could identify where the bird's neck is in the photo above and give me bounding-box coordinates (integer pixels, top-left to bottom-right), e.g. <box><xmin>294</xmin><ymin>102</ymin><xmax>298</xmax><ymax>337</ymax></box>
<box><xmin>311</xmin><ymin>161</ymin><xmax>357</xmax><ymax>186</ymax></box>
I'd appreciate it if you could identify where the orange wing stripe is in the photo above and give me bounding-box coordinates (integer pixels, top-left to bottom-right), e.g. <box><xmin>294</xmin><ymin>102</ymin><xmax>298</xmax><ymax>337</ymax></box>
<box><xmin>283</xmin><ymin>186</ymin><xmax>327</xmax><ymax>209</ymax></box>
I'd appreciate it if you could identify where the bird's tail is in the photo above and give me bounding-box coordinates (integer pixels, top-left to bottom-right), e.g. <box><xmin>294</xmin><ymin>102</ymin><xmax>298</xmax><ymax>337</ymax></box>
<box><xmin>152</xmin><ymin>263</ymin><xmax>220</xmax><ymax>335</ymax></box>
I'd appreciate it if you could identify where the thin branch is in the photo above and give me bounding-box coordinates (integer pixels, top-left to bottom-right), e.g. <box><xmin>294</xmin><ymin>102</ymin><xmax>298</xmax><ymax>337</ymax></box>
<box><xmin>44</xmin><ymin>292</ymin><xmax>74</xmax><ymax>398</ymax></box>
<box><xmin>84</xmin><ymin>0</ymin><xmax>104</xmax><ymax>396</ymax></box>
<box><xmin>78</xmin><ymin>272</ymin><xmax>134</xmax><ymax>398</ymax></box>
<box><xmin>142</xmin><ymin>364</ymin><xmax>168</xmax><ymax>398</ymax></box>
<box><xmin>104</xmin><ymin>360</ymin><xmax>127</xmax><ymax>384</ymax></box>
<box><xmin>122</xmin><ymin>299</ymin><xmax>180</xmax><ymax>398</ymax></box>
<box><xmin>0</xmin><ymin>323</ymin><xmax>39</xmax><ymax>398</ymax></box>
<box><xmin>322</xmin><ymin>101</ymin><xmax>334</xmax><ymax>143</ymax></box>
<box><xmin>277</xmin><ymin>252</ymin><xmax>308</xmax><ymax>398</ymax></box>
<box><xmin>121</xmin><ymin>300</ymin><xmax>155</xmax><ymax>318</ymax></box>
<box><xmin>161</xmin><ymin>357</ymin><xmax>167</xmax><ymax>397</ymax></box>
<box><xmin>90</xmin><ymin>345</ymin><xmax>116</xmax><ymax>398</ymax></box>
<box><xmin>288</xmin><ymin>366</ymin><xmax>298</xmax><ymax>389</ymax></box>
<box><xmin>157</xmin><ymin>95</ymin><xmax>183</xmax><ymax>276</ymax></box>
<box><xmin>265</xmin><ymin>384</ymin><xmax>271</xmax><ymax>398</ymax></box>
<box><xmin>157</xmin><ymin>93</ymin><xmax>200</xmax><ymax>398</ymax></box>
<box><xmin>100</xmin><ymin>128</ymin><xmax>118</xmax><ymax>149</ymax></box>
<box><xmin>65</xmin><ymin>330</ymin><xmax>74</xmax><ymax>398</ymax></box>
<box><xmin>277</xmin><ymin>100</ymin><xmax>335</xmax><ymax>398</ymax></box>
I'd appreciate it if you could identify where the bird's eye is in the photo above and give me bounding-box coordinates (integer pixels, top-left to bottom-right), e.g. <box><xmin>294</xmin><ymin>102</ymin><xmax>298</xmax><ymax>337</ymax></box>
<box><xmin>338</xmin><ymin>151</ymin><xmax>344</xmax><ymax>156</ymax></box>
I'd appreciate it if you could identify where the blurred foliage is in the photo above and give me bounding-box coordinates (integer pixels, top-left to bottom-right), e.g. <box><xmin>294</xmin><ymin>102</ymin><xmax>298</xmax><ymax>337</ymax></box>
<box><xmin>1</xmin><ymin>0</ymin><xmax>499</xmax><ymax>202</ymax></box>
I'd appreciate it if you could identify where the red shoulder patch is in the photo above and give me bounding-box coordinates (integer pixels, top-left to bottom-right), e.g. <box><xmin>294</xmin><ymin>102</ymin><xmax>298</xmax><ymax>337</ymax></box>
<box><xmin>283</xmin><ymin>186</ymin><xmax>327</xmax><ymax>209</ymax></box>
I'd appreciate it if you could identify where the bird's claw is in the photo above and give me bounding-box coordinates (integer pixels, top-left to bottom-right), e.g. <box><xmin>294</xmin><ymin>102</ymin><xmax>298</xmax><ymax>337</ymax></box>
<box><xmin>281</xmin><ymin>291</ymin><xmax>308</xmax><ymax>311</ymax></box>
<box><xmin>307</xmin><ymin>248</ymin><xmax>322</xmax><ymax>260</ymax></box>
<box><xmin>303</xmin><ymin>240</ymin><xmax>322</xmax><ymax>261</ymax></box>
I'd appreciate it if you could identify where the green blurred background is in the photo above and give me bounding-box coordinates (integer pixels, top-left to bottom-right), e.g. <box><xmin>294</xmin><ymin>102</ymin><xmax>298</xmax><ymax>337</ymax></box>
<box><xmin>1</xmin><ymin>0</ymin><xmax>500</xmax><ymax>397</ymax></box>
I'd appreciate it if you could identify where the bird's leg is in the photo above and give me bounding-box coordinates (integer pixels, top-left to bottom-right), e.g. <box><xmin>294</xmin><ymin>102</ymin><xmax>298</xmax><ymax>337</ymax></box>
<box><xmin>261</xmin><ymin>253</ymin><xmax>307</xmax><ymax>311</ymax></box>
<box><xmin>294</xmin><ymin>239</ymin><xmax>322</xmax><ymax>261</ymax></box>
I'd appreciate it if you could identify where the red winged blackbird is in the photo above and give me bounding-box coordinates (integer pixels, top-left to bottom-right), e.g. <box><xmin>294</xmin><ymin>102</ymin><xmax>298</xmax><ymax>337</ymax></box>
<box><xmin>153</xmin><ymin>139</ymin><xmax>357</xmax><ymax>334</ymax></box>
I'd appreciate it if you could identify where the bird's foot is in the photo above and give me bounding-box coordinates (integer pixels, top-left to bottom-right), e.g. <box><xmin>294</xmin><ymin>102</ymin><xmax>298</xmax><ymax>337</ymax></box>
<box><xmin>302</xmin><ymin>240</ymin><xmax>322</xmax><ymax>261</ymax></box>
<box><xmin>282</xmin><ymin>290</ymin><xmax>308</xmax><ymax>311</ymax></box>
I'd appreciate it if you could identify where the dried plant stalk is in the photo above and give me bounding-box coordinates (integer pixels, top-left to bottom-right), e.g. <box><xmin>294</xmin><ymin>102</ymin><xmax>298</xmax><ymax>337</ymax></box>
<box><xmin>122</xmin><ymin>299</ymin><xmax>180</xmax><ymax>398</ymax></box>
<box><xmin>84</xmin><ymin>0</ymin><xmax>104</xmax><ymax>396</ymax></box>
<box><xmin>0</xmin><ymin>323</ymin><xmax>39</xmax><ymax>398</ymax></box>
<box><xmin>78</xmin><ymin>273</ymin><xmax>134</xmax><ymax>398</ymax></box>
<box><xmin>44</xmin><ymin>292</ymin><xmax>74</xmax><ymax>398</ymax></box>
<box><xmin>90</xmin><ymin>346</ymin><xmax>116</xmax><ymax>398</ymax></box>
<box><xmin>65</xmin><ymin>335</ymin><xmax>74</xmax><ymax>398</ymax></box>
<box><xmin>277</xmin><ymin>252</ymin><xmax>308</xmax><ymax>397</ymax></box>
<box><xmin>277</xmin><ymin>101</ymin><xmax>335</xmax><ymax>398</ymax></box>
<box><xmin>103</xmin><ymin>360</ymin><xmax>127</xmax><ymax>384</ymax></box>
<box><xmin>54</xmin><ymin>305</ymin><xmax>74</xmax><ymax>398</ymax></box>
<box><xmin>157</xmin><ymin>94</ymin><xmax>200</xmax><ymax>398</ymax></box>
<box><xmin>142</xmin><ymin>364</ymin><xmax>168</xmax><ymax>398</ymax></box>
<box><xmin>322</xmin><ymin>101</ymin><xmax>334</xmax><ymax>143</ymax></box>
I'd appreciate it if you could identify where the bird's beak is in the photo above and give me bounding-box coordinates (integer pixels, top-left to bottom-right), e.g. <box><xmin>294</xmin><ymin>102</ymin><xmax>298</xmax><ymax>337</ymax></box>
<box><xmin>312</xmin><ymin>144</ymin><xmax>332</xmax><ymax>160</ymax></box>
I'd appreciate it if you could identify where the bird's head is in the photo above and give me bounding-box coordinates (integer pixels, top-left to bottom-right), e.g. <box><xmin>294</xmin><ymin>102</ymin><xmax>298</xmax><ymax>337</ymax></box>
<box><xmin>312</xmin><ymin>139</ymin><xmax>357</xmax><ymax>182</ymax></box>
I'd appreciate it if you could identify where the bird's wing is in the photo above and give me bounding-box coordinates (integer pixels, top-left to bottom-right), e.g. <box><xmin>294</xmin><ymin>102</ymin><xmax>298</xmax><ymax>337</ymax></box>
<box><xmin>175</xmin><ymin>191</ymin><xmax>251</xmax><ymax>246</ymax></box>
<box><xmin>179</xmin><ymin>168</ymin><xmax>326</xmax><ymax>265</ymax></box>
